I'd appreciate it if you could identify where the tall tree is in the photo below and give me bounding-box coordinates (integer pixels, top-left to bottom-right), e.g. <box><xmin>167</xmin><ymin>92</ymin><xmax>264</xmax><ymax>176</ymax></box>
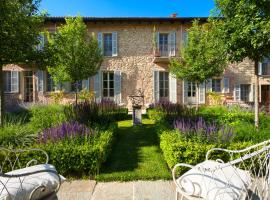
<box><xmin>47</xmin><ymin>16</ymin><xmax>103</xmax><ymax>104</ymax></box>
<box><xmin>0</xmin><ymin>0</ymin><xmax>44</xmax><ymax>126</ymax></box>
<box><xmin>214</xmin><ymin>0</ymin><xmax>270</xmax><ymax>127</ymax></box>
<box><xmin>170</xmin><ymin>20</ymin><xmax>227</xmax><ymax>109</ymax></box>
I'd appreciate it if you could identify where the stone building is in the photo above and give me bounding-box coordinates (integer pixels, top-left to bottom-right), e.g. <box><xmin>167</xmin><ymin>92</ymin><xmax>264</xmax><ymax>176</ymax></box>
<box><xmin>3</xmin><ymin>17</ymin><xmax>270</xmax><ymax>110</ymax></box>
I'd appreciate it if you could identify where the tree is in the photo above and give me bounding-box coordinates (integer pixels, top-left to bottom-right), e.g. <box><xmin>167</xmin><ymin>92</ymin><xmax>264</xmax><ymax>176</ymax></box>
<box><xmin>0</xmin><ymin>0</ymin><xmax>44</xmax><ymax>126</ymax></box>
<box><xmin>214</xmin><ymin>0</ymin><xmax>270</xmax><ymax>127</ymax></box>
<box><xmin>47</xmin><ymin>16</ymin><xmax>103</xmax><ymax>104</ymax></box>
<box><xmin>170</xmin><ymin>20</ymin><xmax>227</xmax><ymax>109</ymax></box>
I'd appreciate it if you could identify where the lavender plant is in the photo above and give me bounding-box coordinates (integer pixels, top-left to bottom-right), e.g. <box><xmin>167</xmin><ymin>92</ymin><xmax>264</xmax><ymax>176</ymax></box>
<box><xmin>64</xmin><ymin>99</ymin><xmax>128</xmax><ymax>125</ymax></box>
<box><xmin>38</xmin><ymin>121</ymin><xmax>94</xmax><ymax>144</ymax></box>
<box><xmin>148</xmin><ymin>100</ymin><xmax>196</xmax><ymax>122</ymax></box>
<box><xmin>174</xmin><ymin>117</ymin><xmax>234</xmax><ymax>143</ymax></box>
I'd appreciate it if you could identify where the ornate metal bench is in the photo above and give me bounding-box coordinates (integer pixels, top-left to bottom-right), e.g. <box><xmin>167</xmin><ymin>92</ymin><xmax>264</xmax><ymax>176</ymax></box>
<box><xmin>173</xmin><ymin>140</ymin><xmax>270</xmax><ymax>200</ymax></box>
<box><xmin>0</xmin><ymin>148</ymin><xmax>64</xmax><ymax>200</ymax></box>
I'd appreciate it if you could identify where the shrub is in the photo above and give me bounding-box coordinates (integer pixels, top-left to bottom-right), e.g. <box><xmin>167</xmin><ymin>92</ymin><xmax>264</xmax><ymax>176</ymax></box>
<box><xmin>29</xmin><ymin>104</ymin><xmax>68</xmax><ymax>132</ymax></box>
<box><xmin>0</xmin><ymin>114</ymin><xmax>36</xmax><ymax>148</ymax></box>
<box><xmin>78</xmin><ymin>89</ymin><xmax>94</xmax><ymax>102</ymax></box>
<box><xmin>34</xmin><ymin>124</ymin><xmax>116</xmax><ymax>176</ymax></box>
<box><xmin>38</xmin><ymin>121</ymin><xmax>95</xmax><ymax>144</ymax></box>
<box><xmin>159</xmin><ymin>129</ymin><xmax>254</xmax><ymax>173</ymax></box>
<box><xmin>50</xmin><ymin>91</ymin><xmax>65</xmax><ymax>104</ymax></box>
<box><xmin>147</xmin><ymin>100</ymin><xmax>196</xmax><ymax>122</ymax></box>
<box><xmin>65</xmin><ymin>99</ymin><xmax>128</xmax><ymax>125</ymax></box>
<box><xmin>0</xmin><ymin>124</ymin><xmax>36</xmax><ymax>148</ymax></box>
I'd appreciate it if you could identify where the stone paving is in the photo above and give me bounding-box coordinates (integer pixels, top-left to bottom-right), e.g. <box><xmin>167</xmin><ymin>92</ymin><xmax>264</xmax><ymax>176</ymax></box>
<box><xmin>56</xmin><ymin>180</ymin><xmax>176</xmax><ymax>200</ymax></box>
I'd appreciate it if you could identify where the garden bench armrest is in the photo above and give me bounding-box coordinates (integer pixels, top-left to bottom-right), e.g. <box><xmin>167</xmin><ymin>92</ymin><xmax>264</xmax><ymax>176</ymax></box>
<box><xmin>0</xmin><ymin>147</ymin><xmax>49</xmax><ymax>171</ymax></box>
<box><xmin>172</xmin><ymin>163</ymin><xmax>197</xmax><ymax>197</ymax></box>
<box><xmin>206</xmin><ymin>139</ymin><xmax>270</xmax><ymax>161</ymax></box>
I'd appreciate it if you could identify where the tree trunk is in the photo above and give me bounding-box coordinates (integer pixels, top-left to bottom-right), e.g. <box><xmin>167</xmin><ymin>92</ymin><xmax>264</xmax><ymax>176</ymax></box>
<box><xmin>196</xmin><ymin>82</ymin><xmax>199</xmax><ymax>111</ymax></box>
<box><xmin>254</xmin><ymin>60</ymin><xmax>259</xmax><ymax>128</ymax></box>
<box><xmin>0</xmin><ymin>65</ymin><xmax>4</xmax><ymax>127</ymax></box>
<box><xmin>75</xmin><ymin>81</ymin><xmax>78</xmax><ymax>106</ymax></box>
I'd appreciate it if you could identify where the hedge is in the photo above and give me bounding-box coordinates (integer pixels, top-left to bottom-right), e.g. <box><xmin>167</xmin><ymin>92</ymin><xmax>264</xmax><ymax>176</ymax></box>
<box><xmin>159</xmin><ymin>129</ymin><xmax>254</xmax><ymax>174</ymax></box>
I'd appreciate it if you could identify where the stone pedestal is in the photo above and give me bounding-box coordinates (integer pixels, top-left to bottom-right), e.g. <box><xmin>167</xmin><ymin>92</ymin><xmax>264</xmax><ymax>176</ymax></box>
<box><xmin>132</xmin><ymin>105</ymin><xmax>142</xmax><ymax>125</ymax></box>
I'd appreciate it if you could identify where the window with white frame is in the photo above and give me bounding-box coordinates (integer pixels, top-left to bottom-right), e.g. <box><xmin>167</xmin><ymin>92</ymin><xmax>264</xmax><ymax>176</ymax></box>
<box><xmin>103</xmin><ymin>72</ymin><xmax>114</xmax><ymax>98</ymax></box>
<box><xmin>212</xmin><ymin>79</ymin><xmax>222</xmax><ymax>92</ymax></box>
<box><xmin>4</xmin><ymin>71</ymin><xmax>19</xmax><ymax>93</ymax></box>
<box><xmin>159</xmin><ymin>72</ymin><xmax>169</xmax><ymax>98</ymax></box>
<box><xmin>159</xmin><ymin>34</ymin><xmax>169</xmax><ymax>57</ymax></box>
<box><xmin>240</xmin><ymin>84</ymin><xmax>250</xmax><ymax>102</ymax></box>
<box><xmin>188</xmin><ymin>81</ymin><xmax>196</xmax><ymax>97</ymax></box>
<box><xmin>103</xmin><ymin>33</ymin><xmax>113</xmax><ymax>56</ymax></box>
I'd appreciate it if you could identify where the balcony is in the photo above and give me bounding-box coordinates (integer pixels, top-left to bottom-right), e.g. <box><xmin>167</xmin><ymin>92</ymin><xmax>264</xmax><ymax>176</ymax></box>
<box><xmin>153</xmin><ymin>49</ymin><xmax>170</xmax><ymax>63</ymax></box>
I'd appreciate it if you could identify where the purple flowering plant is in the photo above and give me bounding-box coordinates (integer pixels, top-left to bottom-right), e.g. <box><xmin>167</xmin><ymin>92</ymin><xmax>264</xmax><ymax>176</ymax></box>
<box><xmin>174</xmin><ymin>117</ymin><xmax>234</xmax><ymax>143</ymax></box>
<box><xmin>38</xmin><ymin>121</ymin><xmax>95</xmax><ymax>144</ymax></box>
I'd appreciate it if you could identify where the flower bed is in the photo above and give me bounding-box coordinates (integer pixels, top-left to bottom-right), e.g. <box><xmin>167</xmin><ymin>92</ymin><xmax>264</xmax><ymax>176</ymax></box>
<box><xmin>151</xmin><ymin>101</ymin><xmax>270</xmax><ymax>174</ymax></box>
<box><xmin>35</xmin><ymin>123</ymin><xmax>117</xmax><ymax>176</ymax></box>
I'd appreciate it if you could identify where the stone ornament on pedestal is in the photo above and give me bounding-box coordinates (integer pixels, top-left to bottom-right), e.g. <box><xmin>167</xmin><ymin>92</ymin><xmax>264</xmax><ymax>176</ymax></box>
<box><xmin>132</xmin><ymin>105</ymin><xmax>142</xmax><ymax>125</ymax></box>
<box><xmin>129</xmin><ymin>89</ymin><xmax>144</xmax><ymax>126</ymax></box>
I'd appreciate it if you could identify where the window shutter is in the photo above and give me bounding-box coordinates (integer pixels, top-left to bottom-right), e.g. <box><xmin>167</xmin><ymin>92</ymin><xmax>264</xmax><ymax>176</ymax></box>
<box><xmin>199</xmin><ymin>82</ymin><xmax>205</xmax><ymax>104</ymax></box>
<box><xmin>169</xmin><ymin>32</ymin><xmax>176</xmax><ymax>57</ymax></box>
<box><xmin>182</xmin><ymin>31</ymin><xmax>188</xmax><ymax>45</ymax></box>
<box><xmin>206</xmin><ymin>79</ymin><xmax>212</xmax><ymax>92</ymax></box>
<box><xmin>183</xmin><ymin>80</ymin><xmax>188</xmax><ymax>104</ymax></box>
<box><xmin>11</xmin><ymin>71</ymin><xmax>19</xmax><ymax>93</ymax></box>
<box><xmin>112</xmin><ymin>32</ymin><xmax>118</xmax><ymax>57</ymax></box>
<box><xmin>37</xmin><ymin>34</ymin><xmax>45</xmax><ymax>50</ymax></box>
<box><xmin>114</xmin><ymin>71</ymin><xmax>122</xmax><ymax>104</ymax></box>
<box><xmin>82</xmin><ymin>78</ymin><xmax>90</xmax><ymax>90</ymax></box>
<box><xmin>62</xmin><ymin>82</ymin><xmax>71</xmax><ymax>92</ymax></box>
<box><xmin>36</xmin><ymin>70</ymin><xmax>44</xmax><ymax>92</ymax></box>
<box><xmin>98</xmin><ymin>32</ymin><xmax>103</xmax><ymax>54</ymax></box>
<box><xmin>222</xmin><ymin>77</ymin><xmax>230</xmax><ymax>93</ymax></box>
<box><xmin>55</xmin><ymin>83</ymin><xmax>62</xmax><ymax>91</ymax></box>
<box><xmin>258</xmin><ymin>62</ymin><xmax>262</xmax><ymax>75</ymax></box>
<box><xmin>234</xmin><ymin>84</ymin><xmax>240</xmax><ymax>101</ymax></box>
<box><xmin>94</xmin><ymin>70</ymin><xmax>101</xmax><ymax>102</ymax></box>
<box><xmin>153</xmin><ymin>70</ymin><xmax>160</xmax><ymax>103</ymax></box>
<box><xmin>156</xmin><ymin>32</ymin><xmax>160</xmax><ymax>52</ymax></box>
<box><xmin>169</xmin><ymin>73</ymin><xmax>177</xmax><ymax>103</ymax></box>
<box><xmin>249</xmin><ymin>84</ymin><xmax>254</xmax><ymax>102</ymax></box>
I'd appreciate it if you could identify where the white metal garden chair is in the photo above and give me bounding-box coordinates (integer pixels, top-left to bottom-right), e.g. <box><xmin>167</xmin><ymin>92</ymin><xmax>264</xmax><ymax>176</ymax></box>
<box><xmin>173</xmin><ymin>140</ymin><xmax>270</xmax><ymax>200</ymax></box>
<box><xmin>0</xmin><ymin>148</ymin><xmax>65</xmax><ymax>200</ymax></box>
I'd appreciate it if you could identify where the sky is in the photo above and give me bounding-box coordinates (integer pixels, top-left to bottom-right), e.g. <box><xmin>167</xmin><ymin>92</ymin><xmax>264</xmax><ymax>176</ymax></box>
<box><xmin>40</xmin><ymin>0</ymin><xmax>215</xmax><ymax>17</ymax></box>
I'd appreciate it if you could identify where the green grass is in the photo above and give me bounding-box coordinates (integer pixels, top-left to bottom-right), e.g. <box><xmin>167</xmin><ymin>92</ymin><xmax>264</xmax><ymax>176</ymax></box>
<box><xmin>95</xmin><ymin>118</ymin><xmax>171</xmax><ymax>181</ymax></box>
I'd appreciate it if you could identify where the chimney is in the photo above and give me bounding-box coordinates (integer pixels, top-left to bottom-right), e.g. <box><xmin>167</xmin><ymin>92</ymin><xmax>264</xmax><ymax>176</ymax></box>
<box><xmin>170</xmin><ymin>13</ymin><xmax>178</xmax><ymax>18</ymax></box>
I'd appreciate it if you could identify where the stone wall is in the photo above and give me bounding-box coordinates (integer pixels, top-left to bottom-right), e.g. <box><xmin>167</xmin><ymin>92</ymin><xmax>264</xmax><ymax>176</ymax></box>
<box><xmin>3</xmin><ymin>21</ymin><xmax>270</xmax><ymax>109</ymax></box>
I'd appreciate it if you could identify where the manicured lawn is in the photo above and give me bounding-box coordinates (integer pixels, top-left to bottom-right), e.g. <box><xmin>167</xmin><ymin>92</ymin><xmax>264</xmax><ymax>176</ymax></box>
<box><xmin>95</xmin><ymin>119</ymin><xmax>171</xmax><ymax>181</ymax></box>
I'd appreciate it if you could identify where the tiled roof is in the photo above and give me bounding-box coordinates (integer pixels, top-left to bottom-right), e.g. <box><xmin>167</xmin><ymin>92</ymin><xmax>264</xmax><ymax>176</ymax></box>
<box><xmin>45</xmin><ymin>16</ymin><xmax>208</xmax><ymax>23</ymax></box>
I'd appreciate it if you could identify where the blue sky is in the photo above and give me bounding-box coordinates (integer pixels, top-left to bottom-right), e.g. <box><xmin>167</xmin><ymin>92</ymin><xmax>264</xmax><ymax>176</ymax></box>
<box><xmin>40</xmin><ymin>0</ymin><xmax>215</xmax><ymax>17</ymax></box>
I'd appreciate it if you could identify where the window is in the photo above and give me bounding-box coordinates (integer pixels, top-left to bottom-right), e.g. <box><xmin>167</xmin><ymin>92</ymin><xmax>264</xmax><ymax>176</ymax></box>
<box><xmin>159</xmin><ymin>34</ymin><xmax>169</xmax><ymax>57</ymax></box>
<box><xmin>262</xmin><ymin>58</ymin><xmax>270</xmax><ymax>75</ymax></box>
<box><xmin>212</xmin><ymin>79</ymin><xmax>221</xmax><ymax>92</ymax></box>
<box><xmin>4</xmin><ymin>71</ymin><xmax>19</xmax><ymax>93</ymax></box>
<box><xmin>240</xmin><ymin>84</ymin><xmax>250</xmax><ymax>102</ymax></box>
<box><xmin>47</xmin><ymin>73</ymin><xmax>54</xmax><ymax>92</ymax></box>
<box><xmin>159</xmin><ymin>72</ymin><xmax>169</xmax><ymax>98</ymax></box>
<box><xmin>103</xmin><ymin>72</ymin><xmax>114</xmax><ymax>98</ymax></box>
<box><xmin>103</xmin><ymin>33</ymin><xmax>113</xmax><ymax>56</ymax></box>
<box><xmin>188</xmin><ymin>81</ymin><xmax>196</xmax><ymax>97</ymax></box>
